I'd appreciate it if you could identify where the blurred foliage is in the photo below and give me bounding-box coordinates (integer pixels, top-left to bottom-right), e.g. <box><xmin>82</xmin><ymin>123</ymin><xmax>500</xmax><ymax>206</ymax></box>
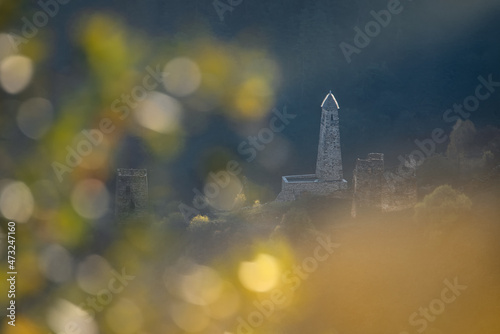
<box><xmin>445</xmin><ymin>120</ymin><xmax>500</xmax><ymax>180</ymax></box>
<box><xmin>188</xmin><ymin>214</ymin><xmax>211</xmax><ymax>231</ymax></box>
<box><xmin>414</xmin><ymin>184</ymin><xmax>472</xmax><ymax>227</ymax></box>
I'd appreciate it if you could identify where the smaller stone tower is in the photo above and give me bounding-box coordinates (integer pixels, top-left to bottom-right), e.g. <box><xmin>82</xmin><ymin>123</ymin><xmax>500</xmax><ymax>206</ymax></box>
<box><xmin>115</xmin><ymin>168</ymin><xmax>148</xmax><ymax>220</ymax></box>
<box><xmin>351</xmin><ymin>153</ymin><xmax>385</xmax><ymax>217</ymax></box>
<box><xmin>382</xmin><ymin>155</ymin><xmax>418</xmax><ymax>212</ymax></box>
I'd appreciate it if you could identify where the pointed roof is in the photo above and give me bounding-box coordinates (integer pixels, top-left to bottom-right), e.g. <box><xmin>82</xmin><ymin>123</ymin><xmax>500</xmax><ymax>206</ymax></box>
<box><xmin>321</xmin><ymin>91</ymin><xmax>340</xmax><ymax>110</ymax></box>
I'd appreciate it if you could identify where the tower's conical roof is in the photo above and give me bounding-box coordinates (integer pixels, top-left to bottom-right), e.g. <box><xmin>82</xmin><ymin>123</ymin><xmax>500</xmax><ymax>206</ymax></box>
<box><xmin>321</xmin><ymin>91</ymin><xmax>340</xmax><ymax>110</ymax></box>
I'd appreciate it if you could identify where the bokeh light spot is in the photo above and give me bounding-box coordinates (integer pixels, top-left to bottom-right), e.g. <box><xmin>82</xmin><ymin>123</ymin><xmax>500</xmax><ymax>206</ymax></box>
<box><xmin>0</xmin><ymin>180</ymin><xmax>34</xmax><ymax>223</ymax></box>
<box><xmin>163</xmin><ymin>57</ymin><xmax>201</xmax><ymax>97</ymax></box>
<box><xmin>180</xmin><ymin>265</ymin><xmax>223</xmax><ymax>306</ymax></box>
<box><xmin>106</xmin><ymin>298</ymin><xmax>143</xmax><ymax>334</ymax></box>
<box><xmin>39</xmin><ymin>244</ymin><xmax>73</xmax><ymax>283</ymax></box>
<box><xmin>47</xmin><ymin>299</ymin><xmax>98</xmax><ymax>334</ymax></box>
<box><xmin>234</xmin><ymin>76</ymin><xmax>273</xmax><ymax>120</ymax></box>
<box><xmin>76</xmin><ymin>255</ymin><xmax>113</xmax><ymax>295</ymax></box>
<box><xmin>0</xmin><ymin>55</ymin><xmax>33</xmax><ymax>94</ymax></box>
<box><xmin>238</xmin><ymin>253</ymin><xmax>281</xmax><ymax>292</ymax></box>
<box><xmin>70</xmin><ymin>179</ymin><xmax>109</xmax><ymax>219</ymax></box>
<box><xmin>17</xmin><ymin>97</ymin><xmax>54</xmax><ymax>139</ymax></box>
<box><xmin>134</xmin><ymin>91</ymin><xmax>182</xmax><ymax>134</ymax></box>
<box><xmin>206</xmin><ymin>174</ymin><xmax>243</xmax><ymax>211</ymax></box>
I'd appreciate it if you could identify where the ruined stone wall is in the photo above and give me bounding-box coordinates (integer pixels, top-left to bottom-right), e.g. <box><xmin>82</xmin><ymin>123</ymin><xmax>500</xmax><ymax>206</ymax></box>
<box><xmin>351</xmin><ymin>153</ymin><xmax>385</xmax><ymax>217</ymax></box>
<box><xmin>382</xmin><ymin>163</ymin><xmax>417</xmax><ymax>213</ymax></box>
<box><xmin>276</xmin><ymin>174</ymin><xmax>348</xmax><ymax>202</ymax></box>
<box><xmin>115</xmin><ymin>168</ymin><xmax>148</xmax><ymax>220</ymax></box>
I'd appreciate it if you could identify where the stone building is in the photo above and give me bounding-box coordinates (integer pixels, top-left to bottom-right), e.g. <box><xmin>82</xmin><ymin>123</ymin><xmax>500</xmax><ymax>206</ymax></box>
<box><xmin>276</xmin><ymin>91</ymin><xmax>348</xmax><ymax>201</ymax></box>
<box><xmin>351</xmin><ymin>153</ymin><xmax>385</xmax><ymax>217</ymax></box>
<box><xmin>276</xmin><ymin>91</ymin><xmax>417</xmax><ymax>216</ymax></box>
<box><xmin>381</xmin><ymin>156</ymin><xmax>418</xmax><ymax>214</ymax></box>
<box><xmin>115</xmin><ymin>168</ymin><xmax>149</xmax><ymax>220</ymax></box>
<box><xmin>350</xmin><ymin>153</ymin><xmax>417</xmax><ymax>217</ymax></box>
<box><xmin>112</xmin><ymin>92</ymin><xmax>417</xmax><ymax>219</ymax></box>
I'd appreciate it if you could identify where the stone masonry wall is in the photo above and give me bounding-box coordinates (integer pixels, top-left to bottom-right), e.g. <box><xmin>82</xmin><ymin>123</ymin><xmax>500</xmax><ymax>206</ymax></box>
<box><xmin>351</xmin><ymin>153</ymin><xmax>385</xmax><ymax>217</ymax></box>
<box><xmin>316</xmin><ymin>104</ymin><xmax>343</xmax><ymax>181</ymax></box>
<box><xmin>276</xmin><ymin>174</ymin><xmax>348</xmax><ymax>202</ymax></box>
<box><xmin>382</xmin><ymin>160</ymin><xmax>418</xmax><ymax>213</ymax></box>
<box><xmin>115</xmin><ymin>168</ymin><xmax>149</xmax><ymax>220</ymax></box>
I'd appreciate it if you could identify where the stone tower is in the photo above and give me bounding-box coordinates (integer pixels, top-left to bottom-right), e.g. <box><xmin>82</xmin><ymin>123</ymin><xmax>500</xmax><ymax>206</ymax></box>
<box><xmin>316</xmin><ymin>91</ymin><xmax>344</xmax><ymax>181</ymax></box>
<box><xmin>115</xmin><ymin>168</ymin><xmax>148</xmax><ymax>220</ymax></box>
<box><xmin>382</xmin><ymin>155</ymin><xmax>418</xmax><ymax>212</ymax></box>
<box><xmin>276</xmin><ymin>91</ymin><xmax>347</xmax><ymax>202</ymax></box>
<box><xmin>351</xmin><ymin>153</ymin><xmax>385</xmax><ymax>217</ymax></box>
